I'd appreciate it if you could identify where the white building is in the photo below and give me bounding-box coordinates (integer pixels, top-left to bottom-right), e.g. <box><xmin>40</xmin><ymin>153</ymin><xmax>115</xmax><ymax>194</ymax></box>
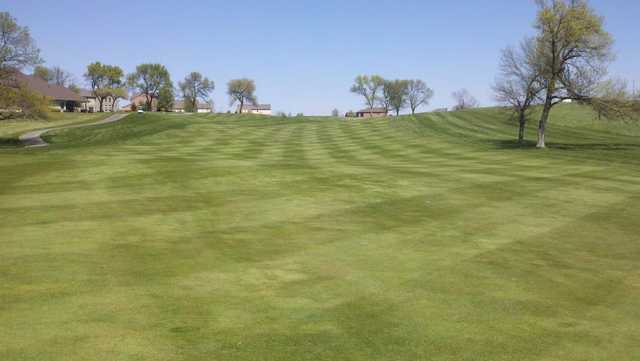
<box><xmin>173</xmin><ymin>100</ymin><xmax>213</xmax><ymax>113</ymax></box>
<box><xmin>238</xmin><ymin>104</ymin><xmax>272</xmax><ymax>115</ymax></box>
<box><xmin>79</xmin><ymin>89</ymin><xmax>116</xmax><ymax>112</ymax></box>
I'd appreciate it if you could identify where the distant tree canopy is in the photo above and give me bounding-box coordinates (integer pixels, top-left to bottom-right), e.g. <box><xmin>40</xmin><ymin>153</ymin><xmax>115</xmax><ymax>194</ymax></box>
<box><xmin>384</xmin><ymin>79</ymin><xmax>410</xmax><ymax>116</ymax></box>
<box><xmin>350</xmin><ymin>75</ymin><xmax>385</xmax><ymax>110</ymax></box>
<box><xmin>452</xmin><ymin>89</ymin><xmax>479</xmax><ymax>111</ymax></box>
<box><xmin>85</xmin><ymin>62</ymin><xmax>126</xmax><ymax>112</ymax></box>
<box><xmin>179</xmin><ymin>72</ymin><xmax>214</xmax><ymax>112</ymax></box>
<box><xmin>0</xmin><ymin>12</ymin><xmax>42</xmax><ymax>82</ymax></box>
<box><xmin>157</xmin><ymin>83</ymin><xmax>175</xmax><ymax>112</ymax></box>
<box><xmin>33</xmin><ymin>65</ymin><xmax>75</xmax><ymax>87</ymax></box>
<box><xmin>331</xmin><ymin>108</ymin><xmax>340</xmax><ymax>117</ymax></box>
<box><xmin>127</xmin><ymin>63</ymin><xmax>172</xmax><ymax>112</ymax></box>
<box><xmin>406</xmin><ymin>80</ymin><xmax>434</xmax><ymax>115</ymax></box>
<box><xmin>227</xmin><ymin>78</ymin><xmax>256</xmax><ymax>113</ymax></box>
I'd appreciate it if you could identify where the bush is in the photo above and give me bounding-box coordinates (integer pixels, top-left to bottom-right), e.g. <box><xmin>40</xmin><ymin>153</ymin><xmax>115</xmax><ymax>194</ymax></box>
<box><xmin>0</xmin><ymin>85</ymin><xmax>50</xmax><ymax>119</ymax></box>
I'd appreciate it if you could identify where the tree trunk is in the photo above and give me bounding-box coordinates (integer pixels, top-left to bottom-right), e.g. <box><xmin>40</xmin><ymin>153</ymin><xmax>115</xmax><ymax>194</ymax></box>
<box><xmin>518</xmin><ymin>110</ymin><xmax>526</xmax><ymax>144</ymax></box>
<box><xmin>537</xmin><ymin>99</ymin><xmax>552</xmax><ymax>148</ymax></box>
<box><xmin>239</xmin><ymin>98</ymin><xmax>244</xmax><ymax>114</ymax></box>
<box><xmin>146</xmin><ymin>94</ymin><xmax>153</xmax><ymax>112</ymax></box>
<box><xmin>99</xmin><ymin>97</ymin><xmax>104</xmax><ymax>112</ymax></box>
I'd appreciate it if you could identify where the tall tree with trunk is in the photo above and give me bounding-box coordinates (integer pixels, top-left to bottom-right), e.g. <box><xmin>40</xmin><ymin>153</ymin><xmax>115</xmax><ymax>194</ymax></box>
<box><xmin>532</xmin><ymin>0</ymin><xmax>613</xmax><ymax>148</ymax></box>
<box><xmin>452</xmin><ymin>89</ymin><xmax>479</xmax><ymax>111</ymax></box>
<box><xmin>0</xmin><ymin>12</ymin><xmax>42</xmax><ymax>82</ymax></box>
<box><xmin>350</xmin><ymin>75</ymin><xmax>385</xmax><ymax>110</ymax></box>
<box><xmin>407</xmin><ymin>80</ymin><xmax>434</xmax><ymax>115</ymax></box>
<box><xmin>385</xmin><ymin>79</ymin><xmax>410</xmax><ymax>116</ymax></box>
<box><xmin>227</xmin><ymin>78</ymin><xmax>256</xmax><ymax>113</ymax></box>
<box><xmin>85</xmin><ymin>62</ymin><xmax>125</xmax><ymax>112</ymax></box>
<box><xmin>493</xmin><ymin>38</ymin><xmax>544</xmax><ymax>143</ymax></box>
<box><xmin>127</xmin><ymin>63</ymin><xmax>172</xmax><ymax>112</ymax></box>
<box><xmin>179</xmin><ymin>72</ymin><xmax>214</xmax><ymax>112</ymax></box>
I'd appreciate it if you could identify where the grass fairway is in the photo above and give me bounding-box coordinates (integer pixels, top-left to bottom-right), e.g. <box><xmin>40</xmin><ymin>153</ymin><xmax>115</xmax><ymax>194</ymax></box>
<box><xmin>1</xmin><ymin>106</ymin><xmax>639</xmax><ymax>360</ymax></box>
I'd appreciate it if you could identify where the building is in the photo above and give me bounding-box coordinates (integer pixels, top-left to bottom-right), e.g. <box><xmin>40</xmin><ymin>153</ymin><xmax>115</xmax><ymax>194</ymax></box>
<box><xmin>78</xmin><ymin>89</ymin><xmax>116</xmax><ymax>112</ymax></box>
<box><xmin>355</xmin><ymin>107</ymin><xmax>387</xmax><ymax>118</ymax></box>
<box><xmin>238</xmin><ymin>104</ymin><xmax>271</xmax><ymax>115</ymax></box>
<box><xmin>173</xmin><ymin>100</ymin><xmax>213</xmax><ymax>113</ymax></box>
<box><xmin>11</xmin><ymin>72</ymin><xmax>84</xmax><ymax>112</ymax></box>
<box><xmin>130</xmin><ymin>94</ymin><xmax>158</xmax><ymax>112</ymax></box>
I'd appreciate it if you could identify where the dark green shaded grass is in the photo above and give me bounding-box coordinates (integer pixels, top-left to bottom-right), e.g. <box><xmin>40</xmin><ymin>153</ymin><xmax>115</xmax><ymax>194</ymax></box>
<box><xmin>1</xmin><ymin>106</ymin><xmax>640</xmax><ymax>360</ymax></box>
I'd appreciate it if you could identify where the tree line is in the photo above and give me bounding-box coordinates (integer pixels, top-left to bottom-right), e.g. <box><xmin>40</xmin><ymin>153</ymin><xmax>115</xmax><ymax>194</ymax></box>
<box><xmin>0</xmin><ymin>12</ymin><xmax>260</xmax><ymax>115</ymax></box>
<box><xmin>350</xmin><ymin>75</ymin><xmax>434</xmax><ymax>115</ymax></box>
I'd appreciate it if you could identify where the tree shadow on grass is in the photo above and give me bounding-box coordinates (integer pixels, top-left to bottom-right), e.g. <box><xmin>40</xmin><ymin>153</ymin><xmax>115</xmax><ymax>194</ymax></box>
<box><xmin>0</xmin><ymin>137</ymin><xmax>22</xmax><ymax>148</ymax></box>
<box><xmin>488</xmin><ymin>139</ymin><xmax>640</xmax><ymax>151</ymax></box>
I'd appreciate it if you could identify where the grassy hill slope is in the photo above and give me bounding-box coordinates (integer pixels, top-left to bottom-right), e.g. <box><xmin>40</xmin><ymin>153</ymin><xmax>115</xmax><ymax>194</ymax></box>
<box><xmin>1</xmin><ymin>107</ymin><xmax>639</xmax><ymax>361</ymax></box>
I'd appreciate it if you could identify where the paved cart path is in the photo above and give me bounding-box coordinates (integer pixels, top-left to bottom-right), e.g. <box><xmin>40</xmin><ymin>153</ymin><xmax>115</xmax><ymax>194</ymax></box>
<box><xmin>19</xmin><ymin>113</ymin><xmax>128</xmax><ymax>148</ymax></box>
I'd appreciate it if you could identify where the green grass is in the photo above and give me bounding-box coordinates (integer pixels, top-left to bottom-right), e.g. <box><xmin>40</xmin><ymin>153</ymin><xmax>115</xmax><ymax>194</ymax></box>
<box><xmin>0</xmin><ymin>112</ymin><xmax>113</xmax><ymax>148</ymax></box>
<box><xmin>1</xmin><ymin>106</ymin><xmax>639</xmax><ymax>360</ymax></box>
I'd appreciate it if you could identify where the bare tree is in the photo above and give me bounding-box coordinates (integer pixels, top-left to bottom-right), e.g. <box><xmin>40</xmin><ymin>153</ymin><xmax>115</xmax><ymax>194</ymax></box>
<box><xmin>493</xmin><ymin>38</ymin><xmax>544</xmax><ymax>143</ymax></box>
<box><xmin>227</xmin><ymin>78</ymin><xmax>256</xmax><ymax>113</ymax></box>
<box><xmin>452</xmin><ymin>89</ymin><xmax>479</xmax><ymax>111</ymax></box>
<box><xmin>350</xmin><ymin>75</ymin><xmax>385</xmax><ymax>110</ymax></box>
<box><xmin>532</xmin><ymin>0</ymin><xmax>613</xmax><ymax>148</ymax></box>
<box><xmin>0</xmin><ymin>12</ymin><xmax>42</xmax><ymax>81</ymax></box>
<box><xmin>407</xmin><ymin>80</ymin><xmax>434</xmax><ymax>115</ymax></box>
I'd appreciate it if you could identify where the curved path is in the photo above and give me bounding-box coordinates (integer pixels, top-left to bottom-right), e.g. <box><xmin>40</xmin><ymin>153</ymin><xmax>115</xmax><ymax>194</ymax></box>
<box><xmin>19</xmin><ymin>113</ymin><xmax>128</xmax><ymax>148</ymax></box>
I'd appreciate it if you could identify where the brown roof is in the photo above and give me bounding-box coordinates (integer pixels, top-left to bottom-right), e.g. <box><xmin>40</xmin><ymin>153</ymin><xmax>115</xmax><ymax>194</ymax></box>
<box><xmin>357</xmin><ymin>107</ymin><xmax>387</xmax><ymax>113</ymax></box>
<box><xmin>13</xmin><ymin>72</ymin><xmax>83</xmax><ymax>102</ymax></box>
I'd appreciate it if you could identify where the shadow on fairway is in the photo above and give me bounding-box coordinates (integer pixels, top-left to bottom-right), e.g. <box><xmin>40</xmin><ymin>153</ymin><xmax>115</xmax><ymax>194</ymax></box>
<box><xmin>488</xmin><ymin>139</ymin><xmax>640</xmax><ymax>151</ymax></box>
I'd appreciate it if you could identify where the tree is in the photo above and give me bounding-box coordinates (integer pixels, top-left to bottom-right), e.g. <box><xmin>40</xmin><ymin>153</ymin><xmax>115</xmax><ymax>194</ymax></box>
<box><xmin>452</xmin><ymin>89</ymin><xmax>479</xmax><ymax>111</ymax></box>
<box><xmin>493</xmin><ymin>38</ymin><xmax>544</xmax><ymax>143</ymax></box>
<box><xmin>590</xmin><ymin>78</ymin><xmax>639</xmax><ymax>120</ymax></box>
<box><xmin>385</xmin><ymin>79</ymin><xmax>410</xmax><ymax>116</ymax></box>
<box><xmin>127</xmin><ymin>63</ymin><xmax>172</xmax><ymax>112</ymax></box>
<box><xmin>33</xmin><ymin>65</ymin><xmax>52</xmax><ymax>82</ymax></box>
<box><xmin>157</xmin><ymin>83</ymin><xmax>175</xmax><ymax>112</ymax></box>
<box><xmin>407</xmin><ymin>80</ymin><xmax>434</xmax><ymax>115</ymax></box>
<box><xmin>532</xmin><ymin>0</ymin><xmax>613</xmax><ymax>148</ymax></box>
<box><xmin>331</xmin><ymin>108</ymin><xmax>340</xmax><ymax>117</ymax></box>
<box><xmin>350</xmin><ymin>75</ymin><xmax>385</xmax><ymax>110</ymax></box>
<box><xmin>227</xmin><ymin>78</ymin><xmax>256</xmax><ymax>113</ymax></box>
<box><xmin>33</xmin><ymin>65</ymin><xmax>74</xmax><ymax>87</ymax></box>
<box><xmin>85</xmin><ymin>62</ymin><xmax>126</xmax><ymax>112</ymax></box>
<box><xmin>0</xmin><ymin>12</ymin><xmax>42</xmax><ymax>81</ymax></box>
<box><xmin>179</xmin><ymin>72</ymin><xmax>214</xmax><ymax>113</ymax></box>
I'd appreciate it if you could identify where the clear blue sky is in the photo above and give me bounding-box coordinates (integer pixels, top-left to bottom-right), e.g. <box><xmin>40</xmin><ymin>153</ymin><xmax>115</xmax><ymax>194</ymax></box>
<box><xmin>4</xmin><ymin>0</ymin><xmax>638</xmax><ymax>115</ymax></box>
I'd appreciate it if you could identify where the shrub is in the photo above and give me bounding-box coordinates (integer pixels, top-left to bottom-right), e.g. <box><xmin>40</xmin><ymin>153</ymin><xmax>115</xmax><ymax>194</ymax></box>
<box><xmin>0</xmin><ymin>85</ymin><xmax>50</xmax><ymax>119</ymax></box>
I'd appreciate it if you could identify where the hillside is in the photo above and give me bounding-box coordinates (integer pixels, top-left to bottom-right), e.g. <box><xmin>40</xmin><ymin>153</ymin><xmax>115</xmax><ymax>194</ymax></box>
<box><xmin>1</xmin><ymin>106</ymin><xmax>639</xmax><ymax>361</ymax></box>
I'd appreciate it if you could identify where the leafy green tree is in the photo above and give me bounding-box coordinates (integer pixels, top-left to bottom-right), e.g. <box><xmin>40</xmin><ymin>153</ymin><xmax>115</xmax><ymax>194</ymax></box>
<box><xmin>84</xmin><ymin>62</ymin><xmax>126</xmax><ymax>112</ymax></box>
<box><xmin>227</xmin><ymin>78</ymin><xmax>257</xmax><ymax>113</ymax></box>
<box><xmin>385</xmin><ymin>79</ymin><xmax>410</xmax><ymax>116</ymax></box>
<box><xmin>0</xmin><ymin>12</ymin><xmax>42</xmax><ymax>81</ymax></box>
<box><xmin>407</xmin><ymin>79</ymin><xmax>434</xmax><ymax>115</ymax></box>
<box><xmin>493</xmin><ymin>38</ymin><xmax>544</xmax><ymax>143</ymax></box>
<box><xmin>179</xmin><ymin>72</ymin><xmax>214</xmax><ymax>113</ymax></box>
<box><xmin>532</xmin><ymin>0</ymin><xmax>613</xmax><ymax>148</ymax></box>
<box><xmin>127</xmin><ymin>63</ymin><xmax>172</xmax><ymax>112</ymax></box>
<box><xmin>157</xmin><ymin>83</ymin><xmax>175</xmax><ymax>112</ymax></box>
<box><xmin>331</xmin><ymin>108</ymin><xmax>340</xmax><ymax>117</ymax></box>
<box><xmin>350</xmin><ymin>75</ymin><xmax>385</xmax><ymax>110</ymax></box>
